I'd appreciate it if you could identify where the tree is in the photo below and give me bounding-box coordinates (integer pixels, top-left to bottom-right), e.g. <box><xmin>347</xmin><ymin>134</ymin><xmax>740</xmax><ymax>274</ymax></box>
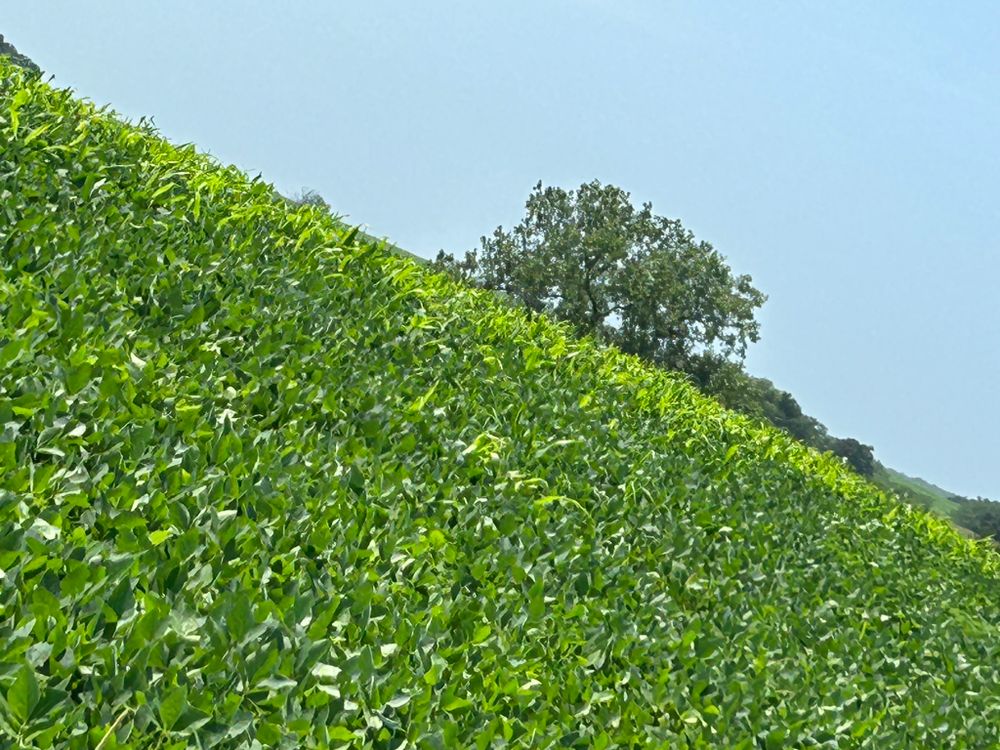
<box><xmin>435</xmin><ymin>180</ymin><xmax>766</xmax><ymax>374</ymax></box>
<box><xmin>289</xmin><ymin>189</ymin><xmax>330</xmax><ymax>211</ymax></box>
<box><xmin>0</xmin><ymin>34</ymin><xmax>40</xmax><ymax>74</ymax></box>
<box><xmin>952</xmin><ymin>498</ymin><xmax>1000</xmax><ymax>543</ymax></box>
<box><xmin>720</xmin><ymin>373</ymin><xmax>832</xmax><ymax>450</ymax></box>
<box><xmin>831</xmin><ymin>437</ymin><xmax>876</xmax><ymax>477</ymax></box>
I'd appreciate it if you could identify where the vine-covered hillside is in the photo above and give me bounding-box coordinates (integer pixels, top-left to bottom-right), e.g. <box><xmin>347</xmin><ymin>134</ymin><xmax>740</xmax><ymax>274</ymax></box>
<box><xmin>2</xmin><ymin>61</ymin><xmax>1000</xmax><ymax>749</ymax></box>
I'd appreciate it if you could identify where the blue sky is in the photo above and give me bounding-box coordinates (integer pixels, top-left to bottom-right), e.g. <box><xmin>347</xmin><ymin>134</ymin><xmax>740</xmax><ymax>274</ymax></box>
<box><xmin>6</xmin><ymin>1</ymin><xmax>999</xmax><ymax>497</ymax></box>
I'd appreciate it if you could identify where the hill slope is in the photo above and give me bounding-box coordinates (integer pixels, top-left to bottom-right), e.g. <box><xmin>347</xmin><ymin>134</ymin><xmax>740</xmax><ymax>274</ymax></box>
<box><xmin>3</xmin><ymin>60</ymin><xmax>1000</xmax><ymax>749</ymax></box>
<box><xmin>0</xmin><ymin>34</ymin><xmax>39</xmax><ymax>74</ymax></box>
<box><xmin>875</xmin><ymin>467</ymin><xmax>962</xmax><ymax>518</ymax></box>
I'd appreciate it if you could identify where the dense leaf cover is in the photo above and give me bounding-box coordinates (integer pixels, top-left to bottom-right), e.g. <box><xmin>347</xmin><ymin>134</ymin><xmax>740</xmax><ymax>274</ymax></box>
<box><xmin>2</xmin><ymin>61</ymin><xmax>1000</xmax><ymax>749</ymax></box>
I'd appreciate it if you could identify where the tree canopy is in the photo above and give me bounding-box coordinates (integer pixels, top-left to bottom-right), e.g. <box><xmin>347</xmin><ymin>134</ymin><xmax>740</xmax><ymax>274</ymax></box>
<box><xmin>435</xmin><ymin>181</ymin><xmax>766</xmax><ymax>374</ymax></box>
<box><xmin>831</xmin><ymin>437</ymin><xmax>877</xmax><ymax>477</ymax></box>
<box><xmin>951</xmin><ymin>496</ymin><xmax>1000</xmax><ymax>543</ymax></box>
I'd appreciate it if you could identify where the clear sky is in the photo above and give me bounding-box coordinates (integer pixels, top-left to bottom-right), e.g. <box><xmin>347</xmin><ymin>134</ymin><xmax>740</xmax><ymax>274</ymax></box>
<box><xmin>6</xmin><ymin>2</ymin><xmax>999</xmax><ymax>498</ymax></box>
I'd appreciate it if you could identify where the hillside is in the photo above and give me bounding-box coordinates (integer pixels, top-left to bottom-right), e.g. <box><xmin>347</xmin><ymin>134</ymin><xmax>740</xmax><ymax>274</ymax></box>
<box><xmin>312</xmin><ymin>193</ymin><xmax>983</xmax><ymax>535</ymax></box>
<box><xmin>3</xmin><ymin>59</ymin><xmax>1000</xmax><ymax>748</ymax></box>
<box><xmin>0</xmin><ymin>34</ymin><xmax>38</xmax><ymax>74</ymax></box>
<box><xmin>874</xmin><ymin>467</ymin><xmax>962</xmax><ymax>518</ymax></box>
<box><xmin>361</xmin><ymin>229</ymin><xmax>981</xmax><ymax>533</ymax></box>
<box><xmin>383</xmin><ymin>247</ymin><xmax>985</xmax><ymax>534</ymax></box>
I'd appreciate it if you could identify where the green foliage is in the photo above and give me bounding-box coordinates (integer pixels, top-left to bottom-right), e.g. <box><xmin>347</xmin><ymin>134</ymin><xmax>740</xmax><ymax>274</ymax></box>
<box><xmin>951</xmin><ymin>497</ymin><xmax>1000</xmax><ymax>543</ymax></box>
<box><xmin>434</xmin><ymin>182</ymin><xmax>892</xmax><ymax>483</ymax></box>
<box><xmin>831</xmin><ymin>437</ymin><xmax>877</xmax><ymax>478</ymax></box>
<box><xmin>866</xmin><ymin>468</ymin><xmax>973</xmax><ymax>525</ymax></box>
<box><xmin>3</xmin><ymin>59</ymin><xmax>1000</xmax><ymax>747</ymax></box>
<box><xmin>435</xmin><ymin>180</ymin><xmax>766</xmax><ymax>373</ymax></box>
<box><xmin>708</xmin><ymin>372</ymin><xmax>831</xmax><ymax>448</ymax></box>
<box><xmin>289</xmin><ymin>188</ymin><xmax>332</xmax><ymax>212</ymax></box>
<box><xmin>0</xmin><ymin>34</ymin><xmax>40</xmax><ymax>75</ymax></box>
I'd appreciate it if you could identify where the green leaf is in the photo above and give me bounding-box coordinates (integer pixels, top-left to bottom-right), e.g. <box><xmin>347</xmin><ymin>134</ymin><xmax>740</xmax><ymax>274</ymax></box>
<box><xmin>158</xmin><ymin>685</ymin><xmax>188</xmax><ymax>731</ymax></box>
<box><xmin>65</xmin><ymin>363</ymin><xmax>93</xmax><ymax>395</ymax></box>
<box><xmin>311</xmin><ymin>663</ymin><xmax>342</xmax><ymax>681</ymax></box>
<box><xmin>528</xmin><ymin>576</ymin><xmax>546</xmax><ymax>620</ymax></box>
<box><xmin>0</xmin><ymin>441</ymin><xmax>14</xmax><ymax>469</ymax></box>
<box><xmin>258</xmin><ymin>676</ymin><xmax>297</xmax><ymax>691</ymax></box>
<box><xmin>149</xmin><ymin>529</ymin><xmax>175</xmax><ymax>546</ymax></box>
<box><xmin>9</xmin><ymin>88</ymin><xmax>30</xmax><ymax>137</ymax></box>
<box><xmin>471</xmin><ymin>624</ymin><xmax>492</xmax><ymax>644</ymax></box>
<box><xmin>257</xmin><ymin>723</ymin><xmax>283</xmax><ymax>744</ymax></box>
<box><xmin>328</xmin><ymin>726</ymin><xmax>357</xmax><ymax>742</ymax></box>
<box><xmin>386</xmin><ymin>693</ymin><xmax>411</xmax><ymax>709</ymax></box>
<box><xmin>442</xmin><ymin>696</ymin><xmax>473</xmax><ymax>712</ymax></box>
<box><xmin>7</xmin><ymin>665</ymin><xmax>39</xmax><ymax>725</ymax></box>
<box><xmin>23</xmin><ymin>122</ymin><xmax>53</xmax><ymax>145</ymax></box>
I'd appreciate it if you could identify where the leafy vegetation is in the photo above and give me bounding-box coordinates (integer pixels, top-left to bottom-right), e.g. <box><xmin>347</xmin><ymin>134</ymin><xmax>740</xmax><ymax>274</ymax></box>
<box><xmin>873</xmin><ymin>468</ymin><xmax>962</xmax><ymax>518</ymax></box>
<box><xmin>0</xmin><ymin>35</ymin><xmax>39</xmax><ymax>75</ymax></box>
<box><xmin>435</xmin><ymin>183</ymin><xmax>885</xmax><ymax>481</ymax></box>
<box><xmin>434</xmin><ymin>182</ymin><xmax>999</xmax><ymax>534</ymax></box>
<box><xmin>288</xmin><ymin>190</ymin><xmax>423</xmax><ymax>265</ymax></box>
<box><xmin>434</xmin><ymin>181</ymin><xmax>766</xmax><ymax>377</ymax></box>
<box><xmin>950</xmin><ymin>496</ymin><xmax>1000</xmax><ymax>543</ymax></box>
<box><xmin>3</xmin><ymin>59</ymin><xmax>1000</xmax><ymax>748</ymax></box>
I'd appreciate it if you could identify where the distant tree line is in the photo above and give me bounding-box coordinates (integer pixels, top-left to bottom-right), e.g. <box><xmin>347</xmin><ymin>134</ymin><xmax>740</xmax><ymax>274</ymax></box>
<box><xmin>288</xmin><ymin>189</ymin><xmax>332</xmax><ymax>212</ymax></box>
<box><xmin>0</xmin><ymin>34</ymin><xmax>40</xmax><ymax>74</ymax></box>
<box><xmin>434</xmin><ymin>180</ymin><xmax>877</xmax><ymax>477</ymax></box>
<box><xmin>948</xmin><ymin>495</ymin><xmax>1000</xmax><ymax>543</ymax></box>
